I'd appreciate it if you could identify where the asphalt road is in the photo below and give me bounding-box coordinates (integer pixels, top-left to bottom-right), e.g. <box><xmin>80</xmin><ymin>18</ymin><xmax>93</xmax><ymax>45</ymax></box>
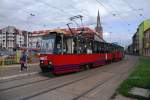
<box><xmin>0</xmin><ymin>56</ymin><xmax>138</xmax><ymax>100</ymax></box>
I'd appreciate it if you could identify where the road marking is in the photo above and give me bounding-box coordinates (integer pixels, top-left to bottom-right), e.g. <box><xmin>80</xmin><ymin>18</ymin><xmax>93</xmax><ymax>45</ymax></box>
<box><xmin>0</xmin><ymin>72</ymin><xmax>39</xmax><ymax>81</ymax></box>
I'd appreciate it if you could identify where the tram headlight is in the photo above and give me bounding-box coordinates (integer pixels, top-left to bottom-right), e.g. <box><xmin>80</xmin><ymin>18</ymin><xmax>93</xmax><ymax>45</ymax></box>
<box><xmin>48</xmin><ymin>61</ymin><xmax>52</xmax><ymax>65</ymax></box>
<box><xmin>40</xmin><ymin>60</ymin><xmax>44</xmax><ymax>64</ymax></box>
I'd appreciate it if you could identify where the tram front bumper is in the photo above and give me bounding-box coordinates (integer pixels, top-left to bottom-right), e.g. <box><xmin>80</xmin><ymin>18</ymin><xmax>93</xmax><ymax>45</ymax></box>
<box><xmin>40</xmin><ymin>61</ymin><xmax>54</xmax><ymax>71</ymax></box>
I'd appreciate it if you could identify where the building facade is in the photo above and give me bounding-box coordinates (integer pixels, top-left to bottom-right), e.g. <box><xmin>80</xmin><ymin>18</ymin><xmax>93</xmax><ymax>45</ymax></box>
<box><xmin>0</xmin><ymin>26</ymin><xmax>22</xmax><ymax>50</ymax></box>
<box><xmin>129</xmin><ymin>19</ymin><xmax>150</xmax><ymax>56</ymax></box>
<box><xmin>0</xmin><ymin>26</ymin><xmax>31</xmax><ymax>50</ymax></box>
<box><xmin>143</xmin><ymin>28</ymin><xmax>150</xmax><ymax>56</ymax></box>
<box><xmin>138</xmin><ymin>19</ymin><xmax>150</xmax><ymax>56</ymax></box>
<box><xmin>126</xmin><ymin>44</ymin><xmax>133</xmax><ymax>55</ymax></box>
<box><xmin>132</xmin><ymin>31</ymin><xmax>139</xmax><ymax>55</ymax></box>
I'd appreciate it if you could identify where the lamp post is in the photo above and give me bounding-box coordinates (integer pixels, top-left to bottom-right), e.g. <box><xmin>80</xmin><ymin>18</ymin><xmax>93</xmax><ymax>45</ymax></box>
<box><xmin>27</xmin><ymin>13</ymin><xmax>35</xmax><ymax>48</ymax></box>
<box><xmin>110</xmin><ymin>32</ymin><xmax>112</xmax><ymax>43</ymax></box>
<box><xmin>26</xmin><ymin>13</ymin><xmax>35</xmax><ymax>63</ymax></box>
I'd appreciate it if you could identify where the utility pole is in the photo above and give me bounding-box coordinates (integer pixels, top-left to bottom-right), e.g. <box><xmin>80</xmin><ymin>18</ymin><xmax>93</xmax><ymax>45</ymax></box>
<box><xmin>27</xmin><ymin>13</ymin><xmax>35</xmax><ymax>48</ymax></box>
<box><xmin>110</xmin><ymin>32</ymin><xmax>112</xmax><ymax>43</ymax></box>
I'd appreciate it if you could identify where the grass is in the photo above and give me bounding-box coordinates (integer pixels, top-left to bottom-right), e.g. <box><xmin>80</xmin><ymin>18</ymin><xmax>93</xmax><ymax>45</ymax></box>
<box><xmin>117</xmin><ymin>58</ymin><xmax>150</xmax><ymax>100</ymax></box>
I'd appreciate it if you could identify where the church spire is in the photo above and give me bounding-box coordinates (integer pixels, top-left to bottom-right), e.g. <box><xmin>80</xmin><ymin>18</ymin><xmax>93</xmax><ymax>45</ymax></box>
<box><xmin>95</xmin><ymin>10</ymin><xmax>103</xmax><ymax>39</ymax></box>
<box><xmin>97</xmin><ymin>10</ymin><xmax>101</xmax><ymax>27</ymax></box>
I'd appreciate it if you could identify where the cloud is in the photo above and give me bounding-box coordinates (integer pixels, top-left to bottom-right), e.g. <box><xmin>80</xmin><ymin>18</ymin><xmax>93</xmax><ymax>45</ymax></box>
<box><xmin>103</xmin><ymin>32</ymin><xmax>109</xmax><ymax>37</ymax></box>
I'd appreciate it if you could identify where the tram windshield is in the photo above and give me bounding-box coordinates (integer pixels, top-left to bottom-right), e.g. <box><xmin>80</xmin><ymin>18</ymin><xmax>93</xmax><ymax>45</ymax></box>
<box><xmin>40</xmin><ymin>36</ymin><xmax>55</xmax><ymax>54</ymax></box>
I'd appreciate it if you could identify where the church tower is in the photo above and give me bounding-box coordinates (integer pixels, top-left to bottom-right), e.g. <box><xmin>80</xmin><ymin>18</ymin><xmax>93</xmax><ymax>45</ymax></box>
<box><xmin>95</xmin><ymin>10</ymin><xmax>103</xmax><ymax>38</ymax></box>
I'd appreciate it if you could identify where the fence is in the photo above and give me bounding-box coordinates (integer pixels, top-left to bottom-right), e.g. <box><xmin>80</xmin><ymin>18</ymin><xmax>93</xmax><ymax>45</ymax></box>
<box><xmin>0</xmin><ymin>56</ymin><xmax>18</xmax><ymax>67</ymax></box>
<box><xmin>0</xmin><ymin>54</ymin><xmax>39</xmax><ymax>67</ymax></box>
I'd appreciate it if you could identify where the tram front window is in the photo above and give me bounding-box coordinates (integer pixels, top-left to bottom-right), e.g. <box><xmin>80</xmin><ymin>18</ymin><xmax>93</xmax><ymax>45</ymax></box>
<box><xmin>41</xmin><ymin>37</ymin><xmax>55</xmax><ymax>54</ymax></box>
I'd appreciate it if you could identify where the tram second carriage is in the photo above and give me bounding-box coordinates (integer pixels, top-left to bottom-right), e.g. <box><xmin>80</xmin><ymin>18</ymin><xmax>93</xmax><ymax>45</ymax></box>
<box><xmin>39</xmin><ymin>32</ymin><xmax>124</xmax><ymax>74</ymax></box>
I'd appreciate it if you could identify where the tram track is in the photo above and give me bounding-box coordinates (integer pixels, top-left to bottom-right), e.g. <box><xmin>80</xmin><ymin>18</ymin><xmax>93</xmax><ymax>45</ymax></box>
<box><xmin>72</xmin><ymin>57</ymin><xmax>137</xmax><ymax>100</ymax></box>
<box><xmin>21</xmin><ymin>70</ymin><xmax>115</xmax><ymax>100</ymax></box>
<box><xmin>21</xmin><ymin>74</ymin><xmax>92</xmax><ymax>100</ymax></box>
<box><xmin>0</xmin><ymin>72</ymin><xmax>41</xmax><ymax>84</ymax></box>
<box><xmin>20</xmin><ymin>66</ymin><xmax>111</xmax><ymax>99</ymax></box>
<box><xmin>0</xmin><ymin>67</ymin><xmax>99</xmax><ymax>94</ymax></box>
<box><xmin>72</xmin><ymin>74</ymin><xmax>115</xmax><ymax>100</ymax></box>
<box><xmin>0</xmin><ymin>78</ymin><xmax>50</xmax><ymax>92</ymax></box>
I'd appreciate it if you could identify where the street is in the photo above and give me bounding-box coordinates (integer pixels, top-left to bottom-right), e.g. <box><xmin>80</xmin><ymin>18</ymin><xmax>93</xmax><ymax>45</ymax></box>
<box><xmin>0</xmin><ymin>56</ymin><xmax>138</xmax><ymax>100</ymax></box>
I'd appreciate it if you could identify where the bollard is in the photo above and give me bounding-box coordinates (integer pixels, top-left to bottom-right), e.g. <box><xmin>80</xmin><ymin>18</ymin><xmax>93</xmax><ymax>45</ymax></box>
<box><xmin>0</xmin><ymin>58</ymin><xmax>1</xmax><ymax>66</ymax></box>
<box><xmin>2</xmin><ymin>58</ymin><xmax>4</xmax><ymax>67</ymax></box>
<box><xmin>0</xmin><ymin>57</ymin><xmax>18</xmax><ymax>68</ymax></box>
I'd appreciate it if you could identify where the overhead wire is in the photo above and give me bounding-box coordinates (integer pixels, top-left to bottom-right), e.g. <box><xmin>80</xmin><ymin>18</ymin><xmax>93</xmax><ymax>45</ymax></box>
<box><xmin>96</xmin><ymin>0</ymin><xmax>131</xmax><ymax>28</ymax></box>
<box><xmin>35</xmin><ymin>0</ymin><xmax>74</xmax><ymax>24</ymax></box>
<box><xmin>95</xmin><ymin>0</ymin><xmax>117</xmax><ymax>17</ymax></box>
<box><xmin>100</xmin><ymin>0</ymin><xmax>133</xmax><ymax>33</ymax></box>
<box><xmin>99</xmin><ymin>0</ymin><xmax>130</xmax><ymax>25</ymax></box>
<box><xmin>95</xmin><ymin>0</ymin><xmax>131</xmax><ymax>33</ymax></box>
<box><xmin>36</xmin><ymin>0</ymin><xmax>93</xmax><ymax>28</ymax></box>
<box><xmin>121</xmin><ymin>0</ymin><xmax>146</xmax><ymax>19</ymax></box>
<box><xmin>95</xmin><ymin>0</ymin><xmax>136</xmax><ymax>44</ymax></box>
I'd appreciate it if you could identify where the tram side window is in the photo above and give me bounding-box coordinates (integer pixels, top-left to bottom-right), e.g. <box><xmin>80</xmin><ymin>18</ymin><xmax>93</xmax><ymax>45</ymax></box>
<box><xmin>66</xmin><ymin>38</ymin><xmax>73</xmax><ymax>54</ymax></box>
<box><xmin>86</xmin><ymin>42</ymin><xmax>93</xmax><ymax>54</ymax></box>
<box><xmin>99</xmin><ymin>43</ymin><xmax>104</xmax><ymax>53</ymax></box>
<box><xmin>72</xmin><ymin>37</ymin><xmax>88</xmax><ymax>54</ymax></box>
<box><xmin>73</xmin><ymin>39</ymin><xmax>77</xmax><ymax>54</ymax></box>
<box><xmin>63</xmin><ymin>40</ymin><xmax>68</xmax><ymax>54</ymax></box>
<box><xmin>93</xmin><ymin>42</ymin><xmax>99</xmax><ymax>53</ymax></box>
<box><xmin>97</xmin><ymin>43</ymin><xmax>100</xmax><ymax>53</ymax></box>
<box><xmin>107</xmin><ymin>44</ymin><xmax>110</xmax><ymax>53</ymax></box>
<box><xmin>106</xmin><ymin>44</ymin><xmax>110</xmax><ymax>53</ymax></box>
<box><xmin>93</xmin><ymin>42</ymin><xmax>96</xmax><ymax>53</ymax></box>
<box><xmin>105</xmin><ymin>44</ymin><xmax>107</xmax><ymax>53</ymax></box>
<box><xmin>103</xmin><ymin>43</ymin><xmax>107</xmax><ymax>53</ymax></box>
<box><xmin>54</xmin><ymin>36</ymin><xmax>62</xmax><ymax>54</ymax></box>
<box><xmin>109</xmin><ymin>45</ymin><xmax>111</xmax><ymax>52</ymax></box>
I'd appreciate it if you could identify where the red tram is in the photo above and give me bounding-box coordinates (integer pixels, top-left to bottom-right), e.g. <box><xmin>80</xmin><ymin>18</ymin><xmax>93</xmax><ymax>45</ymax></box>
<box><xmin>39</xmin><ymin>31</ymin><xmax>124</xmax><ymax>74</ymax></box>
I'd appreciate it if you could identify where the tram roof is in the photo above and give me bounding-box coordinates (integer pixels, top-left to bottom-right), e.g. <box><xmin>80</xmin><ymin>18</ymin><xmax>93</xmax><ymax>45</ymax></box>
<box><xmin>33</xmin><ymin>27</ymin><xmax>96</xmax><ymax>35</ymax></box>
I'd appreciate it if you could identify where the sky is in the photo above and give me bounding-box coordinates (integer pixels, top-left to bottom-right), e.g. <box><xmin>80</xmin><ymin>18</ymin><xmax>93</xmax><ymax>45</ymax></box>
<box><xmin>0</xmin><ymin>0</ymin><xmax>150</xmax><ymax>47</ymax></box>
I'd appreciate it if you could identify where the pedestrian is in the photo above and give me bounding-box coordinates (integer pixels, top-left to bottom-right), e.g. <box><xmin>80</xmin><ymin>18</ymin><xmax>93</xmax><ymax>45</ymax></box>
<box><xmin>20</xmin><ymin>50</ymin><xmax>28</xmax><ymax>72</ymax></box>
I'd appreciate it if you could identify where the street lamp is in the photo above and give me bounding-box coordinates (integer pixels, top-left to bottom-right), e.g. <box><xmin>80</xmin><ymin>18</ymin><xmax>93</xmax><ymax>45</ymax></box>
<box><xmin>109</xmin><ymin>32</ymin><xmax>112</xmax><ymax>43</ymax></box>
<box><xmin>27</xmin><ymin>13</ymin><xmax>35</xmax><ymax>48</ymax></box>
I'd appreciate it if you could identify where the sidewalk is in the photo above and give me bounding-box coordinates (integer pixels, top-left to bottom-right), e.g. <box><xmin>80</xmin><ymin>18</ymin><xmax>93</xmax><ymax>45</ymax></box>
<box><xmin>0</xmin><ymin>63</ymin><xmax>40</xmax><ymax>80</ymax></box>
<box><xmin>0</xmin><ymin>63</ymin><xmax>39</xmax><ymax>68</ymax></box>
